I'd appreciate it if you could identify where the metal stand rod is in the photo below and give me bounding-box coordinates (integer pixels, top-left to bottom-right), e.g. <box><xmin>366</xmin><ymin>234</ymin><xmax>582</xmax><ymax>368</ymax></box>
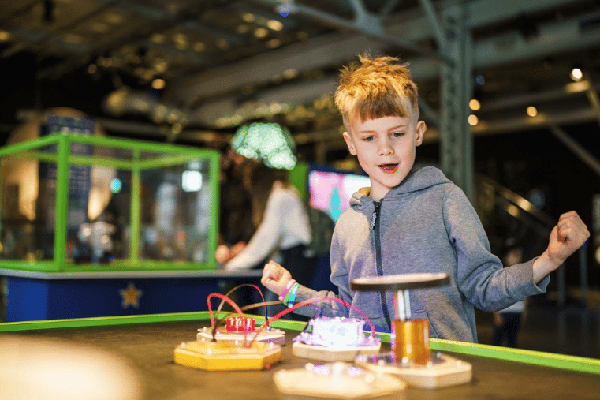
<box><xmin>395</xmin><ymin>290</ymin><xmax>412</xmax><ymax>321</ymax></box>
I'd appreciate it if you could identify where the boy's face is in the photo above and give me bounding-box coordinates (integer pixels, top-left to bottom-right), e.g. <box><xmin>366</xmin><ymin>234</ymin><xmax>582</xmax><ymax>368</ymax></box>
<box><xmin>343</xmin><ymin>115</ymin><xmax>426</xmax><ymax>201</ymax></box>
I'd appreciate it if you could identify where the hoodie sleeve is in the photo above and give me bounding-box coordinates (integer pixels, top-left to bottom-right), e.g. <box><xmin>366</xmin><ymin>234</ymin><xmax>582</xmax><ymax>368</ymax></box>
<box><xmin>443</xmin><ymin>185</ymin><xmax>549</xmax><ymax>312</ymax></box>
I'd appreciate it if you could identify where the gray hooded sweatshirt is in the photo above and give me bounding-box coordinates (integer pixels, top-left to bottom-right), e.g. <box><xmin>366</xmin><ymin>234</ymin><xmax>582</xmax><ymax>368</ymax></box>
<box><xmin>294</xmin><ymin>165</ymin><xmax>549</xmax><ymax>342</ymax></box>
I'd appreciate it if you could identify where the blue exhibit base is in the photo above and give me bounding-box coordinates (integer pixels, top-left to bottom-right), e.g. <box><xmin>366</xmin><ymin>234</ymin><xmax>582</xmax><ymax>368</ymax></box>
<box><xmin>3</xmin><ymin>274</ymin><xmax>262</xmax><ymax>322</ymax></box>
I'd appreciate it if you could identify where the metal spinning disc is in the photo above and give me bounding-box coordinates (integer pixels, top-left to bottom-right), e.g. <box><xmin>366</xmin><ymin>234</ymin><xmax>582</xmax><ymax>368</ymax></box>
<box><xmin>350</xmin><ymin>273</ymin><xmax>450</xmax><ymax>291</ymax></box>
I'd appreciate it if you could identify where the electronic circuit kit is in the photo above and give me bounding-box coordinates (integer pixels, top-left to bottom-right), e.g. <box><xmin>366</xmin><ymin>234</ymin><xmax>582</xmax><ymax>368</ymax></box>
<box><xmin>174</xmin><ymin>275</ymin><xmax>473</xmax><ymax>397</ymax></box>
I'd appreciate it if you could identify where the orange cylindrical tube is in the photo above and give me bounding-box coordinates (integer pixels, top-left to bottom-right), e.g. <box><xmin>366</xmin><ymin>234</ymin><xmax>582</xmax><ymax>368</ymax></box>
<box><xmin>392</xmin><ymin>319</ymin><xmax>430</xmax><ymax>365</ymax></box>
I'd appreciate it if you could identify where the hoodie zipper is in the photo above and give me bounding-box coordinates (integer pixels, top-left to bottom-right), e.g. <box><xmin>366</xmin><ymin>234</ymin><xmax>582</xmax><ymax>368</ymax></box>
<box><xmin>371</xmin><ymin>201</ymin><xmax>392</xmax><ymax>328</ymax></box>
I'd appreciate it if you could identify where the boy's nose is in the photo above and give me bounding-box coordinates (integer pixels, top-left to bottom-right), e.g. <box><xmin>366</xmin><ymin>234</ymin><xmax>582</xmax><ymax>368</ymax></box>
<box><xmin>377</xmin><ymin>139</ymin><xmax>394</xmax><ymax>155</ymax></box>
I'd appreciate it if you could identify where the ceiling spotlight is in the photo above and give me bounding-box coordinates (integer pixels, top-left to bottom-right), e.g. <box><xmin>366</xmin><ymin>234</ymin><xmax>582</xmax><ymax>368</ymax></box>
<box><xmin>468</xmin><ymin>99</ymin><xmax>480</xmax><ymax>111</ymax></box>
<box><xmin>174</xmin><ymin>33</ymin><xmax>188</xmax><ymax>50</ymax></box>
<box><xmin>267</xmin><ymin>20</ymin><xmax>283</xmax><ymax>31</ymax></box>
<box><xmin>150</xmin><ymin>33</ymin><xmax>166</xmax><ymax>44</ymax></box>
<box><xmin>151</xmin><ymin>78</ymin><xmax>165</xmax><ymax>90</ymax></box>
<box><xmin>254</xmin><ymin>27</ymin><xmax>268</xmax><ymax>38</ymax></box>
<box><xmin>283</xmin><ymin>69</ymin><xmax>297</xmax><ymax>79</ymax></box>
<box><xmin>571</xmin><ymin>68</ymin><xmax>583</xmax><ymax>81</ymax></box>
<box><xmin>278</xmin><ymin>4</ymin><xmax>291</xmax><ymax>18</ymax></box>
<box><xmin>468</xmin><ymin>114</ymin><xmax>479</xmax><ymax>126</ymax></box>
<box><xmin>268</xmin><ymin>38</ymin><xmax>281</xmax><ymax>48</ymax></box>
<box><xmin>526</xmin><ymin>106</ymin><xmax>537</xmax><ymax>117</ymax></box>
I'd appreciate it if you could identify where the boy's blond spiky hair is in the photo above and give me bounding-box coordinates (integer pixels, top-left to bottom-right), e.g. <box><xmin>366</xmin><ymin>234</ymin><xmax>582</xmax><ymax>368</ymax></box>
<box><xmin>334</xmin><ymin>54</ymin><xmax>419</xmax><ymax>128</ymax></box>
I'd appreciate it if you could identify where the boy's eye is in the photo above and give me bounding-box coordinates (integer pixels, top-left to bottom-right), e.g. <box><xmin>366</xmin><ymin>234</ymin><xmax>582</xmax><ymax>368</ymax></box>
<box><xmin>392</xmin><ymin>131</ymin><xmax>405</xmax><ymax>137</ymax></box>
<box><xmin>362</xmin><ymin>136</ymin><xmax>374</xmax><ymax>142</ymax></box>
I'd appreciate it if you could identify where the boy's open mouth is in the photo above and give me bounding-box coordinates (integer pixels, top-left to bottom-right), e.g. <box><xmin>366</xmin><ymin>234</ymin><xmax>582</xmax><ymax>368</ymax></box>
<box><xmin>379</xmin><ymin>163</ymin><xmax>398</xmax><ymax>174</ymax></box>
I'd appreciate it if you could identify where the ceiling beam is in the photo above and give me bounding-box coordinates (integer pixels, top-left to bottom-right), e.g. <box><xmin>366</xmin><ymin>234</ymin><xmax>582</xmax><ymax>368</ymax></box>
<box><xmin>170</xmin><ymin>0</ymin><xmax>600</xmax><ymax>126</ymax></box>
<box><xmin>180</xmin><ymin>9</ymin><xmax>600</xmax><ymax>127</ymax></box>
<box><xmin>549</xmin><ymin>124</ymin><xmax>600</xmax><ymax>177</ymax></box>
<box><xmin>172</xmin><ymin>32</ymin><xmax>387</xmax><ymax>107</ymax></box>
<box><xmin>170</xmin><ymin>0</ymin><xmax>589</xmax><ymax>103</ymax></box>
<box><xmin>36</xmin><ymin>0</ymin><xmax>212</xmax><ymax>80</ymax></box>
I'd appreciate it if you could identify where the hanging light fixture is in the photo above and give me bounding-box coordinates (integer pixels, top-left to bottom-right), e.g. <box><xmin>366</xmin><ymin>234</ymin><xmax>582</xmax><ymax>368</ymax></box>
<box><xmin>231</xmin><ymin>122</ymin><xmax>297</xmax><ymax>170</ymax></box>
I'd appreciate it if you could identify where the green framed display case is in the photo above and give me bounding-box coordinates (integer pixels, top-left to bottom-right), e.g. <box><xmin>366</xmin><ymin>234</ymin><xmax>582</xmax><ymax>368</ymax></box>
<box><xmin>0</xmin><ymin>130</ymin><xmax>220</xmax><ymax>273</ymax></box>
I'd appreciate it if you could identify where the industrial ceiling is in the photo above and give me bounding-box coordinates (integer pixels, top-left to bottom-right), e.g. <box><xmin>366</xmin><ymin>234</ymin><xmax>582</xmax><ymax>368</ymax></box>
<box><xmin>1</xmin><ymin>0</ymin><xmax>599</xmax><ymax>164</ymax></box>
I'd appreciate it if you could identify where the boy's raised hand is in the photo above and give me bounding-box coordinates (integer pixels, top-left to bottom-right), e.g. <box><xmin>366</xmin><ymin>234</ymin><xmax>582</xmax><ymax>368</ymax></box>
<box><xmin>261</xmin><ymin>260</ymin><xmax>292</xmax><ymax>295</ymax></box>
<box><xmin>545</xmin><ymin>211</ymin><xmax>590</xmax><ymax>265</ymax></box>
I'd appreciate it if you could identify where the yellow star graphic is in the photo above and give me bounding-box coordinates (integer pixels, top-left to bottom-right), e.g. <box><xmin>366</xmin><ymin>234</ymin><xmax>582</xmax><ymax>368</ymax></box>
<box><xmin>120</xmin><ymin>283</ymin><xmax>143</xmax><ymax>308</ymax></box>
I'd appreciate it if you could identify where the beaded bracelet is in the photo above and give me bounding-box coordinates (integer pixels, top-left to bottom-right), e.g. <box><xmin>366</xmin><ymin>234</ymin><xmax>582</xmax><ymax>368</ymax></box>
<box><xmin>284</xmin><ymin>282</ymin><xmax>300</xmax><ymax>308</ymax></box>
<box><xmin>283</xmin><ymin>281</ymin><xmax>298</xmax><ymax>305</ymax></box>
<box><xmin>278</xmin><ymin>279</ymin><xmax>296</xmax><ymax>302</ymax></box>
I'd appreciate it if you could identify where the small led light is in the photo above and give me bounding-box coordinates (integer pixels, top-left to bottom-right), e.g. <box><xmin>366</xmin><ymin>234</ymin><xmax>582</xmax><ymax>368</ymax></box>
<box><xmin>571</xmin><ymin>68</ymin><xmax>583</xmax><ymax>81</ymax></box>
<box><xmin>527</xmin><ymin>106</ymin><xmax>538</xmax><ymax>117</ymax></box>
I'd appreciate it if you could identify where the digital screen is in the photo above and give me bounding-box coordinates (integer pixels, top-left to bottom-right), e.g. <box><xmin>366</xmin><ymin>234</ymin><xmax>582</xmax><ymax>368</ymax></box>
<box><xmin>308</xmin><ymin>169</ymin><xmax>370</xmax><ymax>221</ymax></box>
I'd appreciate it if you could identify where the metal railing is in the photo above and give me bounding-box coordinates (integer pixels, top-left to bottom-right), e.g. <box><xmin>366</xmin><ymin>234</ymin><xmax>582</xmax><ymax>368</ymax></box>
<box><xmin>476</xmin><ymin>174</ymin><xmax>589</xmax><ymax>308</ymax></box>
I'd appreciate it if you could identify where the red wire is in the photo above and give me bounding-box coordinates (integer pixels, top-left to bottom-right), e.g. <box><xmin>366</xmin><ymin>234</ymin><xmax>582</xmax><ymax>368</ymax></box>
<box><xmin>249</xmin><ymin>296</ymin><xmax>377</xmax><ymax>346</ymax></box>
<box><xmin>217</xmin><ymin>284</ymin><xmax>268</xmax><ymax>325</ymax></box>
<box><xmin>208</xmin><ymin>290</ymin><xmax>378</xmax><ymax>348</ymax></box>
<box><xmin>252</xmin><ymin>284</ymin><xmax>268</xmax><ymax>325</ymax></box>
<box><xmin>207</xmin><ymin>292</ymin><xmax>244</xmax><ymax>329</ymax></box>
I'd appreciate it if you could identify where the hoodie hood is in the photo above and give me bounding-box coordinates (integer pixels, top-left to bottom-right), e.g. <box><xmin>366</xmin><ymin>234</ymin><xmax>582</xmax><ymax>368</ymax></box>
<box><xmin>349</xmin><ymin>165</ymin><xmax>451</xmax><ymax>209</ymax></box>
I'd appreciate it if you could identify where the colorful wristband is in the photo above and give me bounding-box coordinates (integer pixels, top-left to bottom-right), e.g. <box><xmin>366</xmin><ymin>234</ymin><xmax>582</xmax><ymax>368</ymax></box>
<box><xmin>286</xmin><ymin>282</ymin><xmax>300</xmax><ymax>308</ymax></box>
<box><xmin>278</xmin><ymin>279</ymin><xmax>296</xmax><ymax>302</ymax></box>
<box><xmin>283</xmin><ymin>282</ymin><xmax>297</xmax><ymax>305</ymax></box>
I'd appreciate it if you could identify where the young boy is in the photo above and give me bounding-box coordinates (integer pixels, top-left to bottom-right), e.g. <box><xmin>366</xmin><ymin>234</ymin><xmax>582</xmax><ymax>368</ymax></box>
<box><xmin>261</xmin><ymin>54</ymin><xmax>590</xmax><ymax>342</ymax></box>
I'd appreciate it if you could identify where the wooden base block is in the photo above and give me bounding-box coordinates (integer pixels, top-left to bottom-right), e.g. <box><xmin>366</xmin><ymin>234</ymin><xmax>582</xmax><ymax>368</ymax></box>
<box><xmin>356</xmin><ymin>352</ymin><xmax>472</xmax><ymax>389</ymax></box>
<box><xmin>174</xmin><ymin>341</ymin><xmax>281</xmax><ymax>371</ymax></box>
<box><xmin>292</xmin><ymin>342</ymin><xmax>381</xmax><ymax>362</ymax></box>
<box><xmin>274</xmin><ymin>362</ymin><xmax>407</xmax><ymax>399</ymax></box>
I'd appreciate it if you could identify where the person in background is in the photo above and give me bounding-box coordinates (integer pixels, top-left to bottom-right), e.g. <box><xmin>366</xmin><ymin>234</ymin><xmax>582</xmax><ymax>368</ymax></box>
<box><xmin>260</xmin><ymin>54</ymin><xmax>590</xmax><ymax>341</ymax></box>
<box><xmin>215</xmin><ymin>147</ymin><xmax>255</xmax><ymax>264</ymax></box>
<box><xmin>221</xmin><ymin>159</ymin><xmax>312</xmax><ymax>315</ymax></box>
<box><xmin>491</xmin><ymin>239</ymin><xmax>527</xmax><ymax>347</ymax></box>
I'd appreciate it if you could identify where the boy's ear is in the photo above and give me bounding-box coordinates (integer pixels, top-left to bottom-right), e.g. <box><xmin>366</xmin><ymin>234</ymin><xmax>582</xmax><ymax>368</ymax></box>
<box><xmin>415</xmin><ymin>121</ymin><xmax>426</xmax><ymax>146</ymax></box>
<box><xmin>343</xmin><ymin>131</ymin><xmax>357</xmax><ymax>155</ymax></box>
